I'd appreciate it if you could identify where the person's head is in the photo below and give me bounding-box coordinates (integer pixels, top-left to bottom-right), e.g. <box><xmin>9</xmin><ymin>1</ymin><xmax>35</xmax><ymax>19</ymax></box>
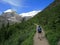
<box><xmin>38</xmin><ymin>25</ymin><xmax>40</xmax><ymax>27</ymax></box>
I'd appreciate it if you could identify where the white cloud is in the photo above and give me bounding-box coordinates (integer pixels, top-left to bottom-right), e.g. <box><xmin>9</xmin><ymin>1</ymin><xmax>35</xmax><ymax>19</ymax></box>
<box><xmin>20</xmin><ymin>10</ymin><xmax>42</xmax><ymax>17</ymax></box>
<box><xmin>2</xmin><ymin>0</ymin><xmax>21</xmax><ymax>6</ymax></box>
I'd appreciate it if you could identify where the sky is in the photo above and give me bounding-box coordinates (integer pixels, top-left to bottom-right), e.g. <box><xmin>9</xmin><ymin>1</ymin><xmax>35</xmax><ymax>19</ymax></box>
<box><xmin>0</xmin><ymin>0</ymin><xmax>54</xmax><ymax>14</ymax></box>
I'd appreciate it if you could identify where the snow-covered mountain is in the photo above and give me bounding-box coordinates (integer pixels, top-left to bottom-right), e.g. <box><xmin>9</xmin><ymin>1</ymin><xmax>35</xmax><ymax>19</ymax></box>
<box><xmin>0</xmin><ymin>9</ymin><xmax>41</xmax><ymax>26</ymax></box>
<box><xmin>0</xmin><ymin>9</ymin><xmax>22</xmax><ymax>25</ymax></box>
<box><xmin>20</xmin><ymin>10</ymin><xmax>41</xmax><ymax>17</ymax></box>
<box><xmin>19</xmin><ymin>10</ymin><xmax>41</xmax><ymax>21</ymax></box>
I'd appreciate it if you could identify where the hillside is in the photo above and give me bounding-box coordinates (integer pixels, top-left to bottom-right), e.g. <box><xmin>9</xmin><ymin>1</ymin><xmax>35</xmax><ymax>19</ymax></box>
<box><xmin>32</xmin><ymin>0</ymin><xmax>60</xmax><ymax>45</ymax></box>
<box><xmin>0</xmin><ymin>0</ymin><xmax>60</xmax><ymax>45</ymax></box>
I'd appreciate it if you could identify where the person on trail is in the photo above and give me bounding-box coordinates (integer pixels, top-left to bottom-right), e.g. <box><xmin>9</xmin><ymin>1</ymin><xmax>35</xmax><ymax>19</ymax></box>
<box><xmin>34</xmin><ymin>23</ymin><xmax>42</xmax><ymax>40</ymax></box>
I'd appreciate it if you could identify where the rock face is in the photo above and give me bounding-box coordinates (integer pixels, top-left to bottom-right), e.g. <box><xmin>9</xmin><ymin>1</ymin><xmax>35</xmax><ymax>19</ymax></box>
<box><xmin>22</xmin><ymin>16</ymin><xmax>32</xmax><ymax>21</ymax></box>
<box><xmin>2</xmin><ymin>9</ymin><xmax>22</xmax><ymax>22</ymax></box>
<box><xmin>0</xmin><ymin>9</ymin><xmax>23</xmax><ymax>27</ymax></box>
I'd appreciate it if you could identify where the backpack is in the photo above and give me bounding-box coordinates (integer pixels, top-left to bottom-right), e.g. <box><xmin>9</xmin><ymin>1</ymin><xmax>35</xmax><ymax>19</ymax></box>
<box><xmin>38</xmin><ymin>26</ymin><xmax>41</xmax><ymax>32</ymax></box>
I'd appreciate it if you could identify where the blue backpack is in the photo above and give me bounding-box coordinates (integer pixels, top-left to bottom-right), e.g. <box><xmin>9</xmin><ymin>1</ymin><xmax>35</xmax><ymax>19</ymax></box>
<box><xmin>38</xmin><ymin>26</ymin><xmax>41</xmax><ymax>32</ymax></box>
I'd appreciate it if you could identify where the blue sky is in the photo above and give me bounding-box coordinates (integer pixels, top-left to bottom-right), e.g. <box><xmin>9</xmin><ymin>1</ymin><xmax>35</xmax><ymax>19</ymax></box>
<box><xmin>0</xmin><ymin>0</ymin><xmax>54</xmax><ymax>14</ymax></box>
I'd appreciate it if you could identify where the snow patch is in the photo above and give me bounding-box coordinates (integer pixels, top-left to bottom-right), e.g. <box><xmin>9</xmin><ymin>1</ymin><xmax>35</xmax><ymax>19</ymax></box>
<box><xmin>4</xmin><ymin>9</ymin><xmax>14</xmax><ymax>13</ymax></box>
<box><xmin>20</xmin><ymin>10</ymin><xmax>41</xmax><ymax>17</ymax></box>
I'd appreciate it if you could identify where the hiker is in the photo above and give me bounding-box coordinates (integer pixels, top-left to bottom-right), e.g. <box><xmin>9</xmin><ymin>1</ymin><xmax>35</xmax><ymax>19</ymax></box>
<box><xmin>34</xmin><ymin>23</ymin><xmax>42</xmax><ymax>40</ymax></box>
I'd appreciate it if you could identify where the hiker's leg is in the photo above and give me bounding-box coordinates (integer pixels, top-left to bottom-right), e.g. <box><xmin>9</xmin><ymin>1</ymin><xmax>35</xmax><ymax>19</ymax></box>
<box><xmin>38</xmin><ymin>33</ymin><xmax>41</xmax><ymax>39</ymax></box>
<box><xmin>40</xmin><ymin>33</ymin><xmax>41</xmax><ymax>39</ymax></box>
<box><xmin>41</xmin><ymin>31</ymin><xmax>44</xmax><ymax>38</ymax></box>
<box><xmin>40</xmin><ymin>32</ymin><xmax>44</xmax><ymax>40</ymax></box>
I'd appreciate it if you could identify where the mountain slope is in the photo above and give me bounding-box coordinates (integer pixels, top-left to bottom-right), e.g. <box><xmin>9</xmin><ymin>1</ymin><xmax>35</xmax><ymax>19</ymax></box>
<box><xmin>0</xmin><ymin>0</ymin><xmax>60</xmax><ymax>45</ymax></box>
<box><xmin>31</xmin><ymin>0</ymin><xmax>60</xmax><ymax>45</ymax></box>
<box><xmin>0</xmin><ymin>9</ymin><xmax>23</xmax><ymax>26</ymax></box>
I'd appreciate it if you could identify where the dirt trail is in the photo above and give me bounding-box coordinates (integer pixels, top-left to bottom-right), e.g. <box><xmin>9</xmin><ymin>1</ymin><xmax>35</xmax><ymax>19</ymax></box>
<box><xmin>58</xmin><ymin>41</ymin><xmax>60</xmax><ymax>45</ymax></box>
<box><xmin>34</xmin><ymin>30</ymin><xmax>49</xmax><ymax>45</ymax></box>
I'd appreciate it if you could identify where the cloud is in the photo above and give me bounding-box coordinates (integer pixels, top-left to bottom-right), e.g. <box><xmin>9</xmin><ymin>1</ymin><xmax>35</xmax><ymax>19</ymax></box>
<box><xmin>2</xmin><ymin>0</ymin><xmax>21</xmax><ymax>6</ymax></box>
<box><xmin>20</xmin><ymin>10</ymin><xmax>42</xmax><ymax>17</ymax></box>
